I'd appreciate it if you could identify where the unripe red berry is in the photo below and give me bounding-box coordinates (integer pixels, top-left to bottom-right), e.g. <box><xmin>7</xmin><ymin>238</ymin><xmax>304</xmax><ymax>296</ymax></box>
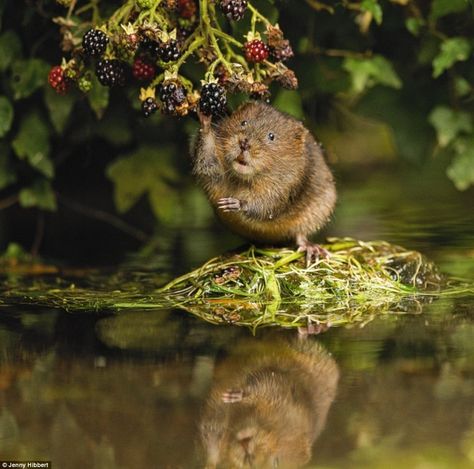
<box><xmin>244</xmin><ymin>39</ymin><xmax>270</xmax><ymax>63</ymax></box>
<box><xmin>48</xmin><ymin>65</ymin><xmax>69</xmax><ymax>94</ymax></box>
<box><xmin>132</xmin><ymin>58</ymin><xmax>156</xmax><ymax>81</ymax></box>
<box><xmin>177</xmin><ymin>0</ymin><xmax>197</xmax><ymax>18</ymax></box>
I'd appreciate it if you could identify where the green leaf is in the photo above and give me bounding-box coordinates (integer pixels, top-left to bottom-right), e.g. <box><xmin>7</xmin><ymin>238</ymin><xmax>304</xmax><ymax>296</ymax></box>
<box><xmin>428</xmin><ymin>106</ymin><xmax>472</xmax><ymax>147</ymax></box>
<box><xmin>19</xmin><ymin>179</ymin><xmax>57</xmax><ymax>211</ymax></box>
<box><xmin>12</xmin><ymin>112</ymin><xmax>53</xmax><ymax>178</ymax></box>
<box><xmin>454</xmin><ymin>76</ymin><xmax>471</xmax><ymax>98</ymax></box>
<box><xmin>429</xmin><ymin>0</ymin><xmax>468</xmax><ymax>21</ymax></box>
<box><xmin>447</xmin><ymin>139</ymin><xmax>474</xmax><ymax>190</ymax></box>
<box><xmin>0</xmin><ymin>96</ymin><xmax>13</xmax><ymax>137</ymax></box>
<box><xmin>343</xmin><ymin>55</ymin><xmax>402</xmax><ymax>94</ymax></box>
<box><xmin>88</xmin><ymin>74</ymin><xmax>109</xmax><ymax>118</ymax></box>
<box><xmin>11</xmin><ymin>59</ymin><xmax>49</xmax><ymax>100</ymax></box>
<box><xmin>0</xmin><ymin>31</ymin><xmax>22</xmax><ymax>71</ymax></box>
<box><xmin>273</xmin><ymin>90</ymin><xmax>304</xmax><ymax>119</ymax></box>
<box><xmin>0</xmin><ymin>143</ymin><xmax>16</xmax><ymax>190</ymax></box>
<box><xmin>106</xmin><ymin>145</ymin><xmax>180</xmax><ymax>223</ymax></box>
<box><xmin>96</xmin><ymin>111</ymin><xmax>133</xmax><ymax>146</ymax></box>
<box><xmin>44</xmin><ymin>87</ymin><xmax>75</xmax><ymax>134</ymax></box>
<box><xmin>361</xmin><ymin>0</ymin><xmax>382</xmax><ymax>25</ymax></box>
<box><xmin>405</xmin><ymin>17</ymin><xmax>425</xmax><ymax>36</ymax></box>
<box><xmin>432</xmin><ymin>37</ymin><xmax>470</xmax><ymax>78</ymax></box>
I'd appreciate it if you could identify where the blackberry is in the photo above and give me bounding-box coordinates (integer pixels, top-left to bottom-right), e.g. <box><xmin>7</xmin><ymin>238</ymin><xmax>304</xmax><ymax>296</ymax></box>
<box><xmin>78</xmin><ymin>76</ymin><xmax>92</xmax><ymax>93</ymax></box>
<box><xmin>177</xmin><ymin>23</ymin><xmax>196</xmax><ymax>40</ymax></box>
<box><xmin>244</xmin><ymin>39</ymin><xmax>270</xmax><ymax>63</ymax></box>
<box><xmin>177</xmin><ymin>0</ymin><xmax>197</xmax><ymax>18</ymax></box>
<box><xmin>270</xmin><ymin>42</ymin><xmax>294</xmax><ymax>62</ymax></box>
<box><xmin>199</xmin><ymin>82</ymin><xmax>227</xmax><ymax>117</ymax></box>
<box><xmin>220</xmin><ymin>0</ymin><xmax>248</xmax><ymax>21</ymax></box>
<box><xmin>158</xmin><ymin>39</ymin><xmax>181</xmax><ymax>62</ymax></box>
<box><xmin>164</xmin><ymin>0</ymin><xmax>178</xmax><ymax>9</ymax></box>
<box><xmin>142</xmin><ymin>97</ymin><xmax>158</xmax><ymax>117</ymax></box>
<box><xmin>158</xmin><ymin>80</ymin><xmax>187</xmax><ymax>115</ymax></box>
<box><xmin>132</xmin><ymin>58</ymin><xmax>155</xmax><ymax>81</ymax></box>
<box><xmin>48</xmin><ymin>65</ymin><xmax>69</xmax><ymax>94</ymax></box>
<box><xmin>141</xmin><ymin>37</ymin><xmax>161</xmax><ymax>57</ymax></box>
<box><xmin>82</xmin><ymin>29</ymin><xmax>108</xmax><ymax>57</ymax></box>
<box><xmin>136</xmin><ymin>0</ymin><xmax>153</xmax><ymax>9</ymax></box>
<box><xmin>95</xmin><ymin>59</ymin><xmax>128</xmax><ymax>87</ymax></box>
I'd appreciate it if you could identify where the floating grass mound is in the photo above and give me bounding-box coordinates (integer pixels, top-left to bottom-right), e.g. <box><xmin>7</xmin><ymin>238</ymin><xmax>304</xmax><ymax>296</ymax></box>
<box><xmin>158</xmin><ymin>238</ymin><xmax>444</xmax><ymax>328</ymax></box>
<box><xmin>1</xmin><ymin>238</ymin><xmax>462</xmax><ymax>329</ymax></box>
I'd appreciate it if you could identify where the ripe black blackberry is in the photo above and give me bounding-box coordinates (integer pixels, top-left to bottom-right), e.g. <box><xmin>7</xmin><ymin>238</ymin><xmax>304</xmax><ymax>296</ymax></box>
<box><xmin>82</xmin><ymin>29</ymin><xmax>109</xmax><ymax>57</ymax></box>
<box><xmin>158</xmin><ymin>39</ymin><xmax>181</xmax><ymax>63</ymax></box>
<box><xmin>95</xmin><ymin>59</ymin><xmax>127</xmax><ymax>87</ymax></box>
<box><xmin>220</xmin><ymin>0</ymin><xmax>248</xmax><ymax>20</ymax></box>
<box><xmin>141</xmin><ymin>37</ymin><xmax>161</xmax><ymax>57</ymax></box>
<box><xmin>158</xmin><ymin>81</ymin><xmax>187</xmax><ymax>114</ymax></box>
<box><xmin>142</xmin><ymin>97</ymin><xmax>158</xmax><ymax>117</ymax></box>
<box><xmin>199</xmin><ymin>82</ymin><xmax>227</xmax><ymax>117</ymax></box>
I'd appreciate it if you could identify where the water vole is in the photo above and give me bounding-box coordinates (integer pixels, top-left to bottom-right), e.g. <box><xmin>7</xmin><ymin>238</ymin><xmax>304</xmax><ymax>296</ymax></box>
<box><xmin>192</xmin><ymin>101</ymin><xmax>336</xmax><ymax>263</ymax></box>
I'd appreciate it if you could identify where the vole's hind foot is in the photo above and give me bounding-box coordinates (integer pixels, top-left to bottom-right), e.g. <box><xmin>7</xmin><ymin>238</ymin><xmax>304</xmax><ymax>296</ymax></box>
<box><xmin>218</xmin><ymin>197</ymin><xmax>243</xmax><ymax>212</ymax></box>
<box><xmin>296</xmin><ymin>235</ymin><xmax>330</xmax><ymax>267</ymax></box>
<box><xmin>222</xmin><ymin>388</ymin><xmax>244</xmax><ymax>403</ymax></box>
<box><xmin>298</xmin><ymin>323</ymin><xmax>331</xmax><ymax>339</ymax></box>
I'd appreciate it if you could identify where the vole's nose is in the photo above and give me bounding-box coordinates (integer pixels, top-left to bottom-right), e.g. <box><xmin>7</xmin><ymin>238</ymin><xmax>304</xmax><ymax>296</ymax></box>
<box><xmin>239</xmin><ymin>138</ymin><xmax>250</xmax><ymax>151</ymax></box>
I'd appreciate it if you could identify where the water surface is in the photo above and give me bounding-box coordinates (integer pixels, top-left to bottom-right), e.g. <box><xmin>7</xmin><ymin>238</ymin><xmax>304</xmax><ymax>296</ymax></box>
<box><xmin>0</xmin><ymin>165</ymin><xmax>473</xmax><ymax>468</ymax></box>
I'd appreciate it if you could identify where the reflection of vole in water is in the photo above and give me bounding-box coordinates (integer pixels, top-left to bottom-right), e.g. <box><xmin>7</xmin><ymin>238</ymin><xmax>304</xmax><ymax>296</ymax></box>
<box><xmin>200</xmin><ymin>338</ymin><xmax>339</xmax><ymax>469</ymax></box>
<box><xmin>192</xmin><ymin>102</ymin><xmax>337</xmax><ymax>264</ymax></box>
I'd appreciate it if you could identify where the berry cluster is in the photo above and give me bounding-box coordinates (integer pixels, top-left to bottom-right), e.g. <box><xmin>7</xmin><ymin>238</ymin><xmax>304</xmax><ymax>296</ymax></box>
<box><xmin>220</xmin><ymin>0</ymin><xmax>248</xmax><ymax>21</ymax></box>
<box><xmin>51</xmin><ymin>1</ymin><xmax>297</xmax><ymax>117</ymax></box>
<box><xmin>158</xmin><ymin>81</ymin><xmax>187</xmax><ymax>115</ymax></box>
<box><xmin>244</xmin><ymin>39</ymin><xmax>270</xmax><ymax>63</ymax></box>
<box><xmin>199</xmin><ymin>82</ymin><xmax>227</xmax><ymax>117</ymax></box>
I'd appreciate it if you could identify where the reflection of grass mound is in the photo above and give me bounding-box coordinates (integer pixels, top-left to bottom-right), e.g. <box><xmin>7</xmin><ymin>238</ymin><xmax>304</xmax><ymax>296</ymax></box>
<box><xmin>159</xmin><ymin>238</ymin><xmax>444</xmax><ymax>328</ymax></box>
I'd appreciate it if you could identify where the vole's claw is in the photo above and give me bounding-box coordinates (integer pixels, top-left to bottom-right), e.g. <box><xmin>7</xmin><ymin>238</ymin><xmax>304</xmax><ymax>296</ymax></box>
<box><xmin>297</xmin><ymin>241</ymin><xmax>330</xmax><ymax>268</ymax></box>
<box><xmin>218</xmin><ymin>197</ymin><xmax>241</xmax><ymax>212</ymax></box>
<box><xmin>298</xmin><ymin>323</ymin><xmax>331</xmax><ymax>338</ymax></box>
<box><xmin>222</xmin><ymin>388</ymin><xmax>244</xmax><ymax>403</ymax></box>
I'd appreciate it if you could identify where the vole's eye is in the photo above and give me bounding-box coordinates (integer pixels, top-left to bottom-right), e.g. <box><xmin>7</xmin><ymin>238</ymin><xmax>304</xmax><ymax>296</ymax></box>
<box><xmin>241</xmin><ymin>120</ymin><xmax>248</xmax><ymax>127</ymax></box>
<box><xmin>268</xmin><ymin>132</ymin><xmax>275</xmax><ymax>141</ymax></box>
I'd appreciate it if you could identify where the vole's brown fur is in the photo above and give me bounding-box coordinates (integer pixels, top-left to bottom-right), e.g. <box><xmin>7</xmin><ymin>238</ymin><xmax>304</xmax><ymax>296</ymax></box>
<box><xmin>199</xmin><ymin>337</ymin><xmax>339</xmax><ymax>469</ymax></box>
<box><xmin>193</xmin><ymin>101</ymin><xmax>336</xmax><ymax>259</ymax></box>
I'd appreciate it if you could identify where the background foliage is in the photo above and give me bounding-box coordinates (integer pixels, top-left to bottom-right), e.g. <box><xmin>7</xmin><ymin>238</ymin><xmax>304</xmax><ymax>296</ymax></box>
<box><xmin>0</xmin><ymin>0</ymin><xmax>473</xmax><ymax>260</ymax></box>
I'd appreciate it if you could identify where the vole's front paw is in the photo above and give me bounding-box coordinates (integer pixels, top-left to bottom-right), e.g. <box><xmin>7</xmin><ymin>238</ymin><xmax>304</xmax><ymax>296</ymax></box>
<box><xmin>198</xmin><ymin>109</ymin><xmax>212</xmax><ymax>130</ymax></box>
<box><xmin>218</xmin><ymin>197</ymin><xmax>242</xmax><ymax>212</ymax></box>
<box><xmin>222</xmin><ymin>388</ymin><xmax>244</xmax><ymax>403</ymax></box>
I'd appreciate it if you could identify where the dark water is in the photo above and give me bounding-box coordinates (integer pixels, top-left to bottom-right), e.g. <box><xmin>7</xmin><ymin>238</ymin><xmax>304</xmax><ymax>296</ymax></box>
<box><xmin>1</xmin><ymin>165</ymin><xmax>473</xmax><ymax>468</ymax></box>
